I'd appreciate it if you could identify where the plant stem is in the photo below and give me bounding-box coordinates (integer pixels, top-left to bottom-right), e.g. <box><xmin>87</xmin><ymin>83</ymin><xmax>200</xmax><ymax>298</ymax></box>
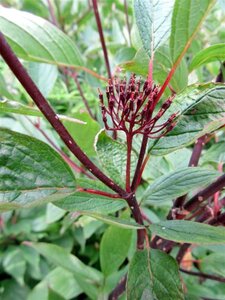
<box><xmin>184</xmin><ymin>173</ymin><xmax>225</xmax><ymax>211</ymax></box>
<box><xmin>67</xmin><ymin>70</ymin><xmax>96</xmax><ymax>120</ymax></box>
<box><xmin>47</xmin><ymin>0</ymin><xmax>58</xmax><ymax>26</ymax></box>
<box><xmin>176</xmin><ymin>243</ymin><xmax>191</xmax><ymax>264</ymax></box>
<box><xmin>0</xmin><ymin>32</ymin><xmax>145</xmax><ymax>248</ymax></box>
<box><xmin>180</xmin><ymin>268</ymin><xmax>225</xmax><ymax>283</ymax></box>
<box><xmin>188</xmin><ymin>135</ymin><xmax>208</xmax><ymax>167</ymax></box>
<box><xmin>167</xmin><ymin>135</ymin><xmax>209</xmax><ymax>219</ymax></box>
<box><xmin>131</xmin><ymin>135</ymin><xmax>148</xmax><ymax>191</ymax></box>
<box><xmin>77</xmin><ymin>187</ymin><xmax>121</xmax><ymax>199</ymax></box>
<box><xmin>109</xmin><ymin>275</ymin><xmax>127</xmax><ymax>300</ymax></box>
<box><xmin>92</xmin><ymin>0</ymin><xmax>112</xmax><ymax>78</ymax></box>
<box><xmin>126</xmin><ymin>134</ymin><xmax>133</xmax><ymax>192</ymax></box>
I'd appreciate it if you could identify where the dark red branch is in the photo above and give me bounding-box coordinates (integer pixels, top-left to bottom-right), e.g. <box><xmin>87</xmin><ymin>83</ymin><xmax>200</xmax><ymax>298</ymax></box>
<box><xmin>180</xmin><ymin>268</ymin><xmax>225</xmax><ymax>283</ymax></box>
<box><xmin>188</xmin><ymin>135</ymin><xmax>208</xmax><ymax>167</ymax></box>
<box><xmin>184</xmin><ymin>173</ymin><xmax>225</xmax><ymax>211</ymax></box>
<box><xmin>109</xmin><ymin>275</ymin><xmax>127</xmax><ymax>300</ymax></box>
<box><xmin>131</xmin><ymin>135</ymin><xmax>148</xmax><ymax>191</ymax></box>
<box><xmin>77</xmin><ymin>187</ymin><xmax>121</xmax><ymax>199</ymax></box>
<box><xmin>67</xmin><ymin>70</ymin><xmax>95</xmax><ymax>120</ymax></box>
<box><xmin>92</xmin><ymin>0</ymin><xmax>112</xmax><ymax>78</ymax></box>
<box><xmin>47</xmin><ymin>0</ymin><xmax>58</xmax><ymax>26</ymax></box>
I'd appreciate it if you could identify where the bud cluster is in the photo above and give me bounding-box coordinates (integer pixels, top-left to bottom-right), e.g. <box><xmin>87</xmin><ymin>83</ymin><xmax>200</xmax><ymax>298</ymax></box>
<box><xmin>99</xmin><ymin>74</ymin><xmax>176</xmax><ymax>139</ymax></box>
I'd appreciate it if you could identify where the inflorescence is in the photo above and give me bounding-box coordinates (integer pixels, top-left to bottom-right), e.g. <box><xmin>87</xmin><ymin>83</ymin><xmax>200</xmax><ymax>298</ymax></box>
<box><xmin>99</xmin><ymin>74</ymin><xmax>177</xmax><ymax>139</ymax></box>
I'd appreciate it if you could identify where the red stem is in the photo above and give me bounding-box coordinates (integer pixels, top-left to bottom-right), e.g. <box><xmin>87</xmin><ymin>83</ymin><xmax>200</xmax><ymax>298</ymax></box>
<box><xmin>184</xmin><ymin>173</ymin><xmax>225</xmax><ymax>211</ymax></box>
<box><xmin>180</xmin><ymin>268</ymin><xmax>225</xmax><ymax>283</ymax></box>
<box><xmin>131</xmin><ymin>135</ymin><xmax>148</xmax><ymax>191</ymax></box>
<box><xmin>126</xmin><ymin>134</ymin><xmax>132</xmax><ymax>192</ymax></box>
<box><xmin>67</xmin><ymin>70</ymin><xmax>96</xmax><ymax>120</ymax></box>
<box><xmin>77</xmin><ymin>187</ymin><xmax>121</xmax><ymax>198</ymax></box>
<box><xmin>47</xmin><ymin>0</ymin><xmax>58</xmax><ymax>26</ymax></box>
<box><xmin>92</xmin><ymin>0</ymin><xmax>112</xmax><ymax>78</ymax></box>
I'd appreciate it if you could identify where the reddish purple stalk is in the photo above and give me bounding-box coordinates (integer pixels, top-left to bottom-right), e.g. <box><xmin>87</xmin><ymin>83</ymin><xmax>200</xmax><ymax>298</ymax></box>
<box><xmin>92</xmin><ymin>0</ymin><xmax>112</xmax><ymax>78</ymax></box>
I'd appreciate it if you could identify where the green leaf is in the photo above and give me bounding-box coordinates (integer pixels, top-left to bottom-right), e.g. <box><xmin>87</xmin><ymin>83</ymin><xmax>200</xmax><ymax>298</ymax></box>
<box><xmin>55</xmin><ymin>178</ymin><xmax>126</xmax><ymax>214</ymax></box>
<box><xmin>0</xmin><ymin>99</ymin><xmax>86</xmax><ymax>124</ymax></box>
<box><xmin>78</xmin><ymin>211</ymin><xmax>145</xmax><ymax>229</ymax></box>
<box><xmin>127</xmin><ymin>248</ymin><xmax>154</xmax><ymax>300</ymax></box>
<box><xmin>143</xmin><ymin>167</ymin><xmax>220</xmax><ymax>203</ymax></box>
<box><xmin>0</xmin><ymin>280</ymin><xmax>29</xmax><ymax>300</ymax></box>
<box><xmin>0</xmin><ymin>128</ymin><xmax>76</xmax><ymax>210</ymax></box>
<box><xmin>200</xmin><ymin>253</ymin><xmax>225</xmax><ymax>277</ymax></box>
<box><xmin>150</xmin><ymin>250</ymin><xmax>184</xmax><ymax>300</ymax></box>
<box><xmin>95</xmin><ymin>130</ymin><xmax>138</xmax><ymax>187</ymax></box>
<box><xmin>202</xmin><ymin>142</ymin><xmax>225</xmax><ymax>163</ymax></box>
<box><xmin>100</xmin><ymin>226</ymin><xmax>132</xmax><ymax>276</ymax></box>
<box><xmin>127</xmin><ymin>248</ymin><xmax>184</xmax><ymax>300</ymax></box>
<box><xmin>28</xmin><ymin>267</ymin><xmax>82</xmax><ymax>300</ymax></box>
<box><xmin>149</xmin><ymin>84</ymin><xmax>225</xmax><ymax>155</ymax></box>
<box><xmin>170</xmin><ymin>0</ymin><xmax>215</xmax><ymax>63</ymax></box>
<box><xmin>3</xmin><ymin>248</ymin><xmax>26</xmax><ymax>285</ymax></box>
<box><xmin>64</xmin><ymin>112</ymin><xmax>100</xmax><ymax>156</ymax></box>
<box><xmin>46</xmin><ymin>203</ymin><xmax>66</xmax><ymax>224</ymax></box>
<box><xmin>0</xmin><ymin>73</ymin><xmax>13</xmax><ymax>99</ymax></box>
<box><xmin>26</xmin><ymin>242</ymin><xmax>102</xmax><ymax>284</ymax></box>
<box><xmin>28</xmin><ymin>62</ymin><xmax>58</xmax><ymax>97</ymax></box>
<box><xmin>150</xmin><ymin>220</ymin><xmax>225</xmax><ymax>244</ymax></box>
<box><xmin>0</xmin><ymin>7</ymin><xmax>83</xmax><ymax>67</ymax></box>
<box><xmin>134</xmin><ymin>0</ymin><xmax>174</xmax><ymax>57</ymax></box>
<box><xmin>189</xmin><ymin>44</ymin><xmax>225</xmax><ymax>71</ymax></box>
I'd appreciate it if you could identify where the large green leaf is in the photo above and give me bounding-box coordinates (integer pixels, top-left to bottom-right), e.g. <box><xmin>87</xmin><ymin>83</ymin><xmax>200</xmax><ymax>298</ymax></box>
<box><xmin>0</xmin><ymin>128</ymin><xmax>76</xmax><ymax>210</ymax></box>
<box><xmin>55</xmin><ymin>178</ymin><xmax>126</xmax><ymax>214</ymax></box>
<box><xmin>100</xmin><ymin>225</ymin><xmax>132</xmax><ymax>276</ymax></box>
<box><xmin>95</xmin><ymin>130</ymin><xmax>138</xmax><ymax>187</ymax></box>
<box><xmin>127</xmin><ymin>248</ymin><xmax>184</xmax><ymax>300</ymax></box>
<box><xmin>149</xmin><ymin>84</ymin><xmax>225</xmax><ymax>155</ymax></box>
<box><xmin>134</xmin><ymin>0</ymin><xmax>174</xmax><ymax>57</ymax></box>
<box><xmin>143</xmin><ymin>167</ymin><xmax>220</xmax><ymax>203</ymax></box>
<box><xmin>170</xmin><ymin>0</ymin><xmax>215</xmax><ymax>63</ymax></box>
<box><xmin>150</xmin><ymin>220</ymin><xmax>225</xmax><ymax>244</ymax></box>
<box><xmin>0</xmin><ymin>7</ymin><xmax>83</xmax><ymax>67</ymax></box>
<box><xmin>189</xmin><ymin>44</ymin><xmax>225</xmax><ymax>71</ymax></box>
